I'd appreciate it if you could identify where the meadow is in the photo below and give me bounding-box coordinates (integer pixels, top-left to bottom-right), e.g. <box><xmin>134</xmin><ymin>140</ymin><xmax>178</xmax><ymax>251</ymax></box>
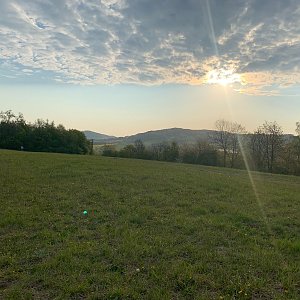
<box><xmin>0</xmin><ymin>150</ymin><xmax>299</xmax><ymax>299</ymax></box>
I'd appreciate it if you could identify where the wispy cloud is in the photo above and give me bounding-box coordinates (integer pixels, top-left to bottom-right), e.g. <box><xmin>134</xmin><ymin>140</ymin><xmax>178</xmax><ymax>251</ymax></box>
<box><xmin>0</xmin><ymin>0</ymin><xmax>299</xmax><ymax>94</ymax></box>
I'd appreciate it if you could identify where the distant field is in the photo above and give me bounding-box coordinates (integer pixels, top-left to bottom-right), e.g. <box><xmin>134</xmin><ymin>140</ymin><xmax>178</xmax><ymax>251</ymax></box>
<box><xmin>0</xmin><ymin>150</ymin><xmax>299</xmax><ymax>299</ymax></box>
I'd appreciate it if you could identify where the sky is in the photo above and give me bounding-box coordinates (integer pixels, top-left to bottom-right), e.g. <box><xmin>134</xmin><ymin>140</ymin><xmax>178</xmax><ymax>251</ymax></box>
<box><xmin>0</xmin><ymin>0</ymin><xmax>300</xmax><ymax>136</ymax></box>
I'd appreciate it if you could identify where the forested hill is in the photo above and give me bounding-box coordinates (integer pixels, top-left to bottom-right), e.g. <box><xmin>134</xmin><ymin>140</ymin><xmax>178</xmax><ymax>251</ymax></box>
<box><xmin>85</xmin><ymin>127</ymin><xmax>295</xmax><ymax>146</ymax></box>
<box><xmin>86</xmin><ymin>128</ymin><xmax>215</xmax><ymax>146</ymax></box>
<box><xmin>121</xmin><ymin>128</ymin><xmax>214</xmax><ymax>146</ymax></box>
<box><xmin>83</xmin><ymin>130</ymin><xmax>117</xmax><ymax>140</ymax></box>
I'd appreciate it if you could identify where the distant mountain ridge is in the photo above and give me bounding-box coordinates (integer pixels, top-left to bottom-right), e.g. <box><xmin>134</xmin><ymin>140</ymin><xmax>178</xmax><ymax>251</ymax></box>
<box><xmin>83</xmin><ymin>127</ymin><xmax>295</xmax><ymax>148</ymax></box>
<box><xmin>83</xmin><ymin>127</ymin><xmax>215</xmax><ymax>146</ymax></box>
<box><xmin>121</xmin><ymin>128</ymin><xmax>214</xmax><ymax>146</ymax></box>
<box><xmin>83</xmin><ymin>130</ymin><xmax>117</xmax><ymax>140</ymax></box>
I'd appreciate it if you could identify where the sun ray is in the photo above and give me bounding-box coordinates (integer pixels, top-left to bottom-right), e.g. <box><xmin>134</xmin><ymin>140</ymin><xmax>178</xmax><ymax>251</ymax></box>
<box><xmin>203</xmin><ymin>0</ymin><xmax>274</xmax><ymax>245</ymax></box>
<box><xmin>221</xmin><ymin>87</ymin><xmax>275</xmax><ymax>245</ymax></box>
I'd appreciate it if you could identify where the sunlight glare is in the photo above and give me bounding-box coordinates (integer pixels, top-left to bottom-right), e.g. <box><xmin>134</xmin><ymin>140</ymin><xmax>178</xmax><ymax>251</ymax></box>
<box><xmin>206</xmin><ymin>69</ymin><xmax>241</xmax><ymax>86</ymax></box>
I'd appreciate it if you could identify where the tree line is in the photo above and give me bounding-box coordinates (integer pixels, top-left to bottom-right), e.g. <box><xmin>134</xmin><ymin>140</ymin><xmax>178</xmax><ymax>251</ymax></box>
<box><xmin>2</xmin><ymin>110</ymin><xmax>299</xmax><ymax>176</ymax></box>
<box><xmin>0</xmin><ymin>110</ymin><xmax>92</xmax><ymax>154</ymax></box>
<box><xmin>102</xmin><ymin>139</ymin><xmax>219</xmax><ymax>167</ymax></box>
<box><xmin>102</xmin><ymin>120</ymin><xmax>300</xmax><ymax>176</ymax></box>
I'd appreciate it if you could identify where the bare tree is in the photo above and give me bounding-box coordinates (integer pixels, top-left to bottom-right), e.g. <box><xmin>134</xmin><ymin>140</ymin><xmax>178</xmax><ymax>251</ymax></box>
<box><xmin>212</xmin><ymin>119</ymin><xmax>245</xmax><ymax>168</ymax></box>
<box><xmin>250</xmin><ymin>121</ymin><xmax>283</xmax><ymax>172</ymax></box>
<box><xmin>212</xmin><ymin>119</ymin><xmax>232</xmax><ymax>167</ymax></box>
<box><xmin>134</xmin><ymin>139</ymin><xmax>145</xmax><ymax>158</ymax></box>
<box><xmin>263</xmin><ymin>121</ymin><xmax>283</xmax><ymax>172</ymax></box>
<box><xmin>249</xmin><ymin>127</ymin><xmax>265</xmax><ymax>170</ymax></box>
<box><xmin>228</xmin><ymin>122</ymin><xmax>246</xmax><ymax>168</ymax></box>
<box><xmin>294</xmin><ymin>122</ymin><xmax>300</xmax><ymax>164</ymax></box>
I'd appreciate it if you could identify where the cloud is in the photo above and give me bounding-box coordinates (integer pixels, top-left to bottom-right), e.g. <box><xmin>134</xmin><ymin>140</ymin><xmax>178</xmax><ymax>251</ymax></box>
<box><xmin>0</xmin><ymin>0</ymin><xmax>299</xmax><ymax>94</ymax></box>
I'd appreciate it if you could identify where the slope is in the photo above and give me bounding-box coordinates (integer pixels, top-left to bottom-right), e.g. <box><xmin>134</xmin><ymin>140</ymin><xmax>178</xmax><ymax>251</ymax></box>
<box><xmin>1</xmin><ymin>150</ymin><xmax>299</xmax><ymax>299</ymax></box>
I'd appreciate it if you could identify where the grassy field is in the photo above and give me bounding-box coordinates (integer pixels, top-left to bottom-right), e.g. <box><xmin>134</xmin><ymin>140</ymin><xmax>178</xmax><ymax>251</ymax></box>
<box><xmin>0</xmin><ymin>150</ymin><xmax>299</xmax><ymax>299</ymax></box>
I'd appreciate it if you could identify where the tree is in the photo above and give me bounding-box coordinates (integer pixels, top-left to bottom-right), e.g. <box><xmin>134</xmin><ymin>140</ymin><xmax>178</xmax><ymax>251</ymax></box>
<box><xmin>228</xmin><ymin>122</ymin><xmax>246</xmax><ymax>168</ymax></box>
<box><xmin>119</xmin><ymin>144</ymin><xmax>136</xmax><ymax>158</ymax></box>
<box><xmin>263</xmin><ymin>121</ymin><xmax>283</xmax><ymax>172</ymax></box>
<box><xmin>212</xmin><ymin>119</ymin><xmax>232</xmax><ymax>167</ymax></box>
<box><xmin>150</xmin><ymin>143</ymin><xmax>166</xmax><ymax>161</ymax></box>
<box><xmin>0</xmin><ymin>110</ymin><xmax>17</xmax><ymax>123</ymax></box>
<box><xmin>249</xmin><ymin>128</ymin><xmax>265</xmax><ymax>171</ymax></box>
<box><xmin>295</xmin><ymin>122</ymin><xmax>300</xmax><ymax>164</ymax></box>
<box><xmin>165</xmin><ymin>141</ymin><xmax>179</xmax><ymax>162</ymax></box>
<box><xmin>284</xmin><ymin>122</ymin><xmax>300</xmax><ymax>175</ymax></box>
<box><xmin>180</xmin><ymin>141</ymin><xmax>218</xmax><ymax>166</ymax></box>
<box><xmin>0</xmin><ymin>110</ymin><xmax>28</xmax><ymax>150</ymax></box>
<box><xmin>0</xmin><ymin>111</ymin><xmax>90</xmax><ymax>154</ymax></box>
<box><xmin>212</xmin><ymin>119</ymin><xmax>245</xmax><ymax>168</ymax></box>
<box><xmin>134</xmin><ymin>139</ymin><xmax>146</xmax><ymax>158</ymax></box>
<box><xmin>102</xmin><ymin>144</ymin><xmax>117</xmax><ymax>157</ymax></box>
<box><xmin>250</xmin><ymin>121</ymin><xmax>283</xmax><ymax>172</ymax></box>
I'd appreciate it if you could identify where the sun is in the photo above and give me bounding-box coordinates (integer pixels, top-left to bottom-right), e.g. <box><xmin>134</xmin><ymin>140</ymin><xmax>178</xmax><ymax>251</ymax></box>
<box><xmin>206</xmin><ymin>69</ymin><xmax>241</xmax><ymax>86</ymax></box>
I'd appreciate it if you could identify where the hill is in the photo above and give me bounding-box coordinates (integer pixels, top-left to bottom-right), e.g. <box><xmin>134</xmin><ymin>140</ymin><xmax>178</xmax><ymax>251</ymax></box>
<box><xmin>121</xmin><ymin>127</ymin><xmax>214</xmax><ymax>146</ymax></box>
<box><xmin>89</xmin><ymin>127</ymin><xmax>215</xmax><ymax>147</ymax></box>
<box><xmin>1</xmin><ymin>150</ymin><xmax>299</xmax><ymax>299</ymax></box>
<box><xmin>89</xmin><ymin>127</ymin><xmax>295</xmax><ymax>150</ymax></box>
<box><xmin>83</xmin><ymin>130</ymin><xmax>117</xmax><ymax>141</ymax></box>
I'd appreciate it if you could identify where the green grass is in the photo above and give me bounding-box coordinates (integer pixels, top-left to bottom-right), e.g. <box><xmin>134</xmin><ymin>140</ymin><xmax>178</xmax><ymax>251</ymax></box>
<box><xmin>0</xmin><ymin>150</ymin><xmax>299</xmax><ymax>299</ymax></box>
